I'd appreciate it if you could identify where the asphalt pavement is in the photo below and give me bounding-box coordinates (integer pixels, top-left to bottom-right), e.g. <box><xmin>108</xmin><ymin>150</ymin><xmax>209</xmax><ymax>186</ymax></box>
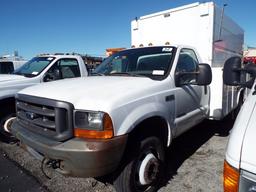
<box><xmin>0</xmin><ymin>115</ymin><xmax>235</xmax><ymax>192</ymax></box>
<box><xmin>0</xmin><ymin>149</ymin><xmax>47</xmax><ymax>192</ymax></box>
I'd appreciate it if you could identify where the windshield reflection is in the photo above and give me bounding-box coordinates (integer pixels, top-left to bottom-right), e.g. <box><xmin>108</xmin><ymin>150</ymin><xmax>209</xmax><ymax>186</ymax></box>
<box><xmin>13</xmin><ymin>57</ymin><xmax>54</xmax><ymax>77</ymax></box>
<box><xmin>93</xmin><ymin>47</ymin><xmax>174</xmax><ymax>79</ymax></box>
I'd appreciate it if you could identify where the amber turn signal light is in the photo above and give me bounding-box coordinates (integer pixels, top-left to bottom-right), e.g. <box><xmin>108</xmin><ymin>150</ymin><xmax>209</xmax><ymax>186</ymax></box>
<box><xmin>74</xmin><ymin>113</ymin><xmax>114</xmax><ymax>139</ymax></box>
<box><xmin>223</xmin><ymin>160</ymin><xmax>240</xmax><ymax>192</ymax></box>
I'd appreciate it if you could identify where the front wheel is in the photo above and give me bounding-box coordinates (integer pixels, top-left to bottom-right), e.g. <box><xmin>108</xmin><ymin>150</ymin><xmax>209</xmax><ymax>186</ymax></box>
<box><xmin>113</xmin><ymin>136</ymin><xmax>165</xmax><ymax>192</ymax></box>
<box><xmin>0</xmin><ymin>114</ymin><xmax>18</xmax><ymax>143</ymax></box>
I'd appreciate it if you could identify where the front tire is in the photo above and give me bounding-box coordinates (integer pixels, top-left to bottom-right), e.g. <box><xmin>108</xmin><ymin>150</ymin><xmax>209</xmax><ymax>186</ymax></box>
<box><xmin>0</xmin><ymin>114</ymin><xmax>18</xmax><ymax>143</ymax></box>
<box><xmin>113</xmin><ymin>136</ymin><xmax>165</xmax><ymax>192</ymax></box>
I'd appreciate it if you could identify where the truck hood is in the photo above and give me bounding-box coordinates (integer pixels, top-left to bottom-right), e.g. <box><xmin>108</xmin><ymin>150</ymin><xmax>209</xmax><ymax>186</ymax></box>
<box><xmin>0</xmin><ymin>74</ymin><xmax>37</xmax><ymax>99</ymax></box>
<box><xmin>0</xmin><ymin>74</ymin><xmax>26</xmax><ymax>83</ymax></box>
<box><xmin>18</xmin><ymin>76</ymin><xmax>162</xmax><ymax>111</ymax></box>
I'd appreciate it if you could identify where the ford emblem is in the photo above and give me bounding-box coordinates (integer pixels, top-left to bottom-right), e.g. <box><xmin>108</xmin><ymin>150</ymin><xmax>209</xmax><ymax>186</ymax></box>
<box><xmin>25</xmin><ymin>112</ymin><xmax>37</xmax><ymax>120</ymax></box>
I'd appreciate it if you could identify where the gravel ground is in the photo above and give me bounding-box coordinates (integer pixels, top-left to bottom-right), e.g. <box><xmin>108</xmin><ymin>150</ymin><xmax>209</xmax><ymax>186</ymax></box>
<box><xmin>0</xmin><ymin>116</ymin><xmax>234</xmax><ymax>192</ymax></box>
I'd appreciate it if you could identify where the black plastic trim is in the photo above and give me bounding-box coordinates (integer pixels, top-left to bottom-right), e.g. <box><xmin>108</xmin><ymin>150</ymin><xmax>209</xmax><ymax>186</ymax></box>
<box><xmin>16</xmin><ymin>94</ymin><xmax>74</xmax><ymax>141</ymax></box>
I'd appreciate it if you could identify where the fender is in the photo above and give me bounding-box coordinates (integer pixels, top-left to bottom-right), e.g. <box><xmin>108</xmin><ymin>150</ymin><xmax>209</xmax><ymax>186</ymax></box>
<box><xmin>0</xmin><ymin>89</ymin><xmax>19</xmax><ymax>100</ymax></box>
<box><xmin>114</xmin><ymin>101</ymin><xmax>175</xmax><ymax>147</ymax></box>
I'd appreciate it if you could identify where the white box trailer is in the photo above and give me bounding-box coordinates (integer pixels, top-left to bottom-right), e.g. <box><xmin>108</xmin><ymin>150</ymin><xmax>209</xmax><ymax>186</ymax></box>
<box><xmin>131</xmin><ymin>1</ymin><xmax>244</xmax><ymax>119</ymax></box>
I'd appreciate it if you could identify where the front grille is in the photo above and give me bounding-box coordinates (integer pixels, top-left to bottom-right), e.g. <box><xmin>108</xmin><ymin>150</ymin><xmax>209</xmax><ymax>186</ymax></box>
<box><xmin>16</xmin><ymin>94</ymin><xmax>74</xmax><ymax>141</ymax></box>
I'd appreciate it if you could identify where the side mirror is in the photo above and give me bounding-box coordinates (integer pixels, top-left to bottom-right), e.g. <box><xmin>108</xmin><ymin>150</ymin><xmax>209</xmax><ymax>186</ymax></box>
<box><xmin>223</xmin><ymin>56</ymin><xmax>242</xmax><ymax>86</ymax></box>
<box><xmin>53</xmin><ymin>68</ymin><xmax>61</xmax><ymax>79</ymax></box>
<box><xmin>175</xmin><ymin>63</ymin><xmax>212</xmax><ymax>87</ymax></box>
<box><xmin>197</xmin><ymin>63</ymin><xmax>212</xmax><ymax>85</ymax></box>
<box><xmin>43</xmin><ymin>74</ymin><xmax>51</xmax><ymax>82</ymax></box>
<box><xmin>175</xmin><ymin>71</ymin><xmax>194</xmax><ymax>87</ymax></box>
<box><xmin>43</xmin><ymin>69</ymin><xmax>61</xmax><ymax>82</ymax></box>
<box><xmin>244</xmin><ymin>63</ymin><xmax>256</xmax><ymax>77</ymax></box>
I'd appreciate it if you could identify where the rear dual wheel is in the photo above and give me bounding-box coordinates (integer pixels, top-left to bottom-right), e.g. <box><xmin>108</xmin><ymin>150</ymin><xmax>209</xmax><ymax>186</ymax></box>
<box><xmin>114</xmin><ymin>136</ymin><xmax>165</xmax><ymax>192</ymax></box>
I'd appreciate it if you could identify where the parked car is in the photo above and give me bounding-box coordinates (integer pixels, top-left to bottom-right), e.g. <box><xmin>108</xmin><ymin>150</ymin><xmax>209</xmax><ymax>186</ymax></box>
<box><xmin>0</xmin><ymin>54</ymin><xmax>88</xmax><ymax>142</ymax></box>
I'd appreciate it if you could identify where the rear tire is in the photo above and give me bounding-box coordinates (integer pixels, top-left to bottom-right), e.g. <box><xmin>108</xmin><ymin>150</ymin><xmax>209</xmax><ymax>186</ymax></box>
<box><xmin>113</xmin><ymin>136</ymin><xmax>165</xmax><ymax>192</ymax></box>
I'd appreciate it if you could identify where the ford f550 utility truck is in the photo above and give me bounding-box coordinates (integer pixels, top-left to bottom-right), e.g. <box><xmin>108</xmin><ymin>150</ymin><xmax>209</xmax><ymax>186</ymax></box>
<box><xmin>0</xmin><ymin>54</ymin><xmax>88</xmax><ymax>142</ymax></box>
<box><xmin>11</xmin><ymin>2</ymin><xmax>243</xmax><ymax>192</ymax></box>
<box><xmin>223</xmin><ymin>60</ymin><xmax>256</xmax><ymax>191</ymax></box>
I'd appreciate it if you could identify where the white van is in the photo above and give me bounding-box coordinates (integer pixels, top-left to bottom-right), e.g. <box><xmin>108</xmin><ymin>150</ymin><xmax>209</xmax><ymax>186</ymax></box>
<box><xmin>223</xmin><ymin>59</ymin><xmax>256</xmax><ymax>191</ymax></box>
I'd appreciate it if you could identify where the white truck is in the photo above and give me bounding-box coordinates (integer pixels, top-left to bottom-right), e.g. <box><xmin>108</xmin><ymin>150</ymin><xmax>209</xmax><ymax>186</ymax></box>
<box><xmin>223</xmin><ymin>61</ymin><xmax>256</xmax><ymax>191</ymax></box>
<box><xmin>0</xmin><ymin>60</ymin><xmax>26</xmax><ymax>74</ymax></box>
<box><xmin>11</xmin><ymin>2</ymin><xmax>243</xmax><ymax>192</ymax></box>
<box><xmin>0</xmin><ymin>54</ymin><xmax>88</xmax><ymax>142</ymax></box>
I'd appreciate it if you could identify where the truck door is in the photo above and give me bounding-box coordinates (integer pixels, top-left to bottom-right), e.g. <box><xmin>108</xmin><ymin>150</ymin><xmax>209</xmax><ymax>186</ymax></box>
<box><xmin>174</xmin><ymin>48</ymin><xmax>205</xmax><ymax>136</ymax></box>
<box><xmin>43</xmin><ymin>58</ymin><xmax>81</xmax><ymax>82</ymax></box>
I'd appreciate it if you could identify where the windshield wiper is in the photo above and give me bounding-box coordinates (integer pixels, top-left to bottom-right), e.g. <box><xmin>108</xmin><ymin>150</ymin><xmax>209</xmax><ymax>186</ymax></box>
<box><xmin>13</xmin><ymin>71</ymin><xmax>35</xmax><ymax>78</ymax></box>
<box><xmin>12</xmin><ymin>72</ymin><xmax>24</xmax><ymax>76</ymax></box>
<box><xmin>91</xmin><ymin>72</ymin><xmax>105</xmax><ymax>76</ymax></box>
<box><xmin>23</xmin><ymin>74</ymin><xmax>36</xmax><ymax>78</ymax></box>
<box><xmin>108</xmin><ymin>72</ymin><xmax>146</xmax><ymax>77</ymax></box>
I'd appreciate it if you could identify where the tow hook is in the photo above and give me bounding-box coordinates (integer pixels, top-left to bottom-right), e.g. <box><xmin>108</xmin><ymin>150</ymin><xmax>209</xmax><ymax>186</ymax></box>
<box><xmin>41</xmin><ymin>158</ymin><xmax>61</xmax><ymax>179</ymax></box>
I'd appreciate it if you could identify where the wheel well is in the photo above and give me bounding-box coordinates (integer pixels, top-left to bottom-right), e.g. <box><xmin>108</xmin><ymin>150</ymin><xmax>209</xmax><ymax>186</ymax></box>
<box><xmin>0</xmin><ymin>97</ymin><xmax>16</xmax><ymax>118</ymax></box>
<box><xmin>128</xmin><ymin>116</ymin><xmax>169</xmax><ymax>147</ymax></box>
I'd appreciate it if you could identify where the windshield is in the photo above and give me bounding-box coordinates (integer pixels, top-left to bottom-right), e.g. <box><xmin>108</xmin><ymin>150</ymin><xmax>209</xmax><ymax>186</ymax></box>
<box><xmin>13</xmin><ymin>57</ymin><xmax>55</xmax><ymax>77</ymax></box>
<box><xmin>93</xmin><ymin>46</ymin><xmax>175</xmax><ymax>80</ymax></box>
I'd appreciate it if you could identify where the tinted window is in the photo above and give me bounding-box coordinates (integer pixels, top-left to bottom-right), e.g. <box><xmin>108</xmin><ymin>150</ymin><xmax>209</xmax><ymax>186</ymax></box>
<box><xmin>45</xmin><ymin>58</ymin><xmax>81</xmax><ymax>81</ymax></box>
<box><xmin>0</xmin><ymin>62</ymin><xmax>14</xmax><ymax>74</ymax></box>
<box><xmin>94</xmin><ymin>47</ymin><xmax>175</xmax><ymax>80</ymax></box>
<box><xmin>59</xmin><ymin>59</ymin><xmax>81</xmax><ymax>78</ymax></box>
<box><xmin>175</xmin><ymin>49</ymin><xmax>199</xmax><ymax>84</ymax></box>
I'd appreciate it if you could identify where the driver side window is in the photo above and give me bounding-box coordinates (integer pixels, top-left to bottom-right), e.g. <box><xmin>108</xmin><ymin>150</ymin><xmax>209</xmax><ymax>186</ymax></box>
<box><xmin>44</xmin><ymin>58</ymin><xmax>81</xmax><ymax>82</ymax></box>
<box><xmin>175</xmin><ymin>49</ymin><xmax>199</xmax><ymax>84</ymax></box>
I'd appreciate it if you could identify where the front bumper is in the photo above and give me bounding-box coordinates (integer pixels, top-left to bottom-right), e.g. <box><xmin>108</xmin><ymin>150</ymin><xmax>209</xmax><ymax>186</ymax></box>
<box><xmin>11</xmin><ymin>120</ymin><xmax>128</xmax><ymax>178</ymax></box>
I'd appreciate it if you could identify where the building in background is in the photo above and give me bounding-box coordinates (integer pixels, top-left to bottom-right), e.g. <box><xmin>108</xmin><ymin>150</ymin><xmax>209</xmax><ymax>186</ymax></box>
<box><xmin>37</xmin><ymin>52</ymin><xmax>103</xmax><ymax>70</ymax></box>
<box><xmin>106</xmin><ymin>48</ymin><xmax>126</xmax><ymax>56</ymax></box>
<box><xmin>81</xmin><ymin>54</ymin><xmax>103</xmax><ymax>70</ymax></box>
<box><xmin>0</xmin><ymin>51</ymin><xmax>24</xmax><ymax>61</ymax></box>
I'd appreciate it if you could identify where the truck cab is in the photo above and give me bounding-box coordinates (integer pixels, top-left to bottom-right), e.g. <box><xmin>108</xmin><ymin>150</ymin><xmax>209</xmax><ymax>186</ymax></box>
<box><xmin>0</xmin><ymin>54</ymin><xmax>88</xmax><ymax>142</ymax></box>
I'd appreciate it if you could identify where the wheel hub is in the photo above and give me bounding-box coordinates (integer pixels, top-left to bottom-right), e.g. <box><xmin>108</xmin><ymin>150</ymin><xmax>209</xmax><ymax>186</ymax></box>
<box><xmin>138</xmin><ymin>153</ymin><xmax>160</xmax><ymax>185</ymax></box>
<box><xmin>3</xmin><ymin>117</ymin><xmax>16</xmax><ymax>133</ymax></box>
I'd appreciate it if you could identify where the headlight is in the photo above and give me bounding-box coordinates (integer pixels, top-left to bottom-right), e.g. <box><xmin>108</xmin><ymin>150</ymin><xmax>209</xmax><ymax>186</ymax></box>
<box><xmin>74</xmin><ymin>110</ymin><xmax>114</xmax><ymax>139</ymax></box>
<box><xmin>239</xmin><ymin>170</ymin><xmax>256</xmax><ymax>192</ymax></box>
<box><xmin>74</xmin><ymin>111</ymin><xmax>104</xmax><ymax>131</ymax></box>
